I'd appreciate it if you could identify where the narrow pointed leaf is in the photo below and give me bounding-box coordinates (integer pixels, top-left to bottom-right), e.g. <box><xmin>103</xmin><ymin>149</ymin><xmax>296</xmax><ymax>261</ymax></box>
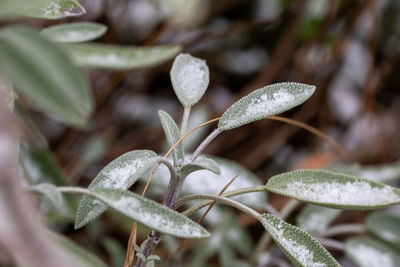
<box><xmin>259</xmin><ymin>214</ymin><xmax>340</xmax><ymax>267</ymax></box>
<box><xmin>345</xmin><ymin>238</ymin><xmax>400</xmax><ymax>267</ymax></box>
<box><xmin>366</xmin><ymin>213</ymin><xmax>400</xmax><ymax>250</ymax></box>
<box><xmin>170</xmin><ymin>53</ymin><xmax>209</xmax><ymax>107</ymax></box>
<box><xmin>64</xmin><ymin>43</ymin><xmax>181</xmax><ymax>70</ymax></box>
<box><xmin>179</xmin><ymin>156</ymin><xmax>220</xmax><ymax>177</ymax></box>
<box><xmin>0</xmin><ymin>26</ymin><xmax>92</xmax><ymax>127</ymax></box>
<box><xmin>266</xmin><ymin>169</ymin><xmax>400</xmax><ymax>209</ymax></box>
<box><xmin>47</xmin><ymin>231</ymin><xmax>108</xmax><ymax>267</ymax></box>
<box><xmin>158</xmin><ymin>110</ymin><xmax>184</xmax><ymax>166</ymax></box>
<box><xmin>28</xmin><ymin>0</ymin><xmax>86</xmax><ymax>19</ymax></box>
<box><xmin>148</xmin><ymin>156</ymin><xmax>267</xmax><ymax>209</ymax></box>
<box><xmin>218</xmin><ymin>82</ymin><xmax>316</xmax><ymax>131</ymax></box>
<box><xmin>41</xmin><ymin>22</ymin><xmax>107</xmax><ymax>43</ymax></box>
<box><xmin>31</xmin><ymin>183</ymin><xmax>64</xmax><ymax>209</ymax></box>
<box><xmin>89</xmin><ymin>188</ymin><xmax>210</xmax><ymax>238</ymax></box>
<box><xmin>296</xmin><ymin>205</ymin><xmax>341</xmax><ymax>234</ymax></box>
<box><xmin>75</xmin><ymin>150</ymin><xmax>161</xmax><ymax>229</ymax></box>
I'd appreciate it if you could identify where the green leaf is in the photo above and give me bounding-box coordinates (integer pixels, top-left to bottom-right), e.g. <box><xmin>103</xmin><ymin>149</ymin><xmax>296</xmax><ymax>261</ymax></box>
<box><xmin>102</xmin><ymin>238</ymin><xmax>125</xmax><ymax>267</ymax></box>
<box><xmin>218</xmin><ymin>82</ymin><xmax>316</xmax><ymax>131</ymax></box>
<box><xmin>266</xmin><ymin>169</ymin><xmax>400</xmax><ymax>209</ymax></box>
<box><xmin>170</xmin><ymin>53</ymin><xmax>209</xmax><ymax>107</ymax></box>
<box><xmin>0</xmin><ymin>26</ymin><xmax>93</xmax><ymax>127</ymax></box>
<box><xmin>259</xmin><ymin>214</ymin><xmax>340</xmax><ymax>267</ymax></box>
<box><xmin>0</xmin><ymin>0</ymin><xmax>52</xmax><ymax>18</ymax></box>
<box><xmin>31</xmin><ymin>183</ymin><xmax>64</xmax><ymax>209</ymax></box>
<box><xmin>360</xmin><ymin>162</ymin><xmax>400</xmax><ymax>183</ymax></box>
<box><xmin>28</xmin><ymin>0</ymin><xmax>86</xmax><ymax>19</ymax></box>
<box><xmin>366</xmin><ymin>212</ymin><xmax>400</xmax><ymax>250</ymax></box>
<box><xmin>296</xmin><ymin>205</ymin><xmax>341</xmax><ymax>235</ymax></box>
<box><xmin>178</xmin><ymin>156</ymin><xmax>220</xmax><ymax>177</ymax></box>
<box><xmin>146</xmin><ymin>255</ymin><xmax>161</xmax><ymax>261</ymax></box>
<box><xmin>64</xmin><ymin>43</ymin><xmax>181</xmax><ymax>70</ymax></box>
<box><xmin>148</xmin><ymin>156</ymin><xmax>267</xmax><ymax>209</ymax></box>
<box><xmin>158</xmin><ymin>110</ymin><xmax>184</xmax><ymax>166</ymax></box>
<box><xmin>41</xmin><ymin>22</ymin><xmax>107</xmax><ymax>43</ymax></box>
<box><xmin>88</xmin><ymin>188</ymin><xmax>210</xmax><ymax>239</ymax></box>
<box><xmin>75</xmin><ymin>150</ymin><xmax>161</xmax><ymax>229</ymax></box>
<box><xmin>47</xmin><ymin>231</ymin><xmax>107</xmax><ymax>267</ymax></box>
<box><xmin>345</xmin><ymin>238</ymin><xmax>400</xmax><ymax>267</ymax></box>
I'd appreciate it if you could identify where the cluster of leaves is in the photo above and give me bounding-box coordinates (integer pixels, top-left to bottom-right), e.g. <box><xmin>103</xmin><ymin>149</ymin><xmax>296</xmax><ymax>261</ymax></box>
<box><xmin>2</xmin><ymin>1</ymin><xmax>400</xmax><ymax>267</ymax></box>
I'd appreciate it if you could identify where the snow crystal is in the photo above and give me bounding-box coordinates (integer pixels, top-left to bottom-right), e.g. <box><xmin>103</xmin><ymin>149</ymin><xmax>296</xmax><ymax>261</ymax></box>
<box><xmin>245</xmin><ymin>89</ymin><xmax>295</xmax><ymax>116</ymax></box>
<box><xmin>177</xmin><ymin>59</ymin><xmax>206</xmax><ymax>99</ymax></box>
<box><xmin>350</xmin><ymin>244</ymin><xmax>395</xmax><ymax>267</ymax></box>
<box><xmin>270</xmin><ymin>222</ymin><xmax>326</xmax><ymax>267</ymax></box>
<box><xmin>42</xmin><ymin>1</ymin><xmax>61</xmax><ymax>16</ymax></box>
<box><xmin>285</xmin><ymin>181</ymin><xmax>400</xmax><ymax>205</ymax></box>
<box><xmin>99</xmin><ymin>159</ymin><xmax>144</xmax><ymax>189</ymax></box>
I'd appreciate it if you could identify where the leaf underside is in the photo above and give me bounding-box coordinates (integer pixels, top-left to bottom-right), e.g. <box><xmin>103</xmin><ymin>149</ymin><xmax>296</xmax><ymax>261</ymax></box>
<box><xmin>41</xmin><ymin>22</ymin><xmax>107</xmax><ymax>43</ymax></box>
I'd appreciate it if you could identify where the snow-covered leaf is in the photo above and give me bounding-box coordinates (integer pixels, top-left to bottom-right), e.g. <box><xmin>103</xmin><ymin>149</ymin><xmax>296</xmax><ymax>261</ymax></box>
<box><xmin>41</xmin><ymin>22</ymin><xmax>107</xmax><ymax>43</ymax></box>
<box><xmin>87</xmin><ymin>189</ymin><xmax>210</xmax><ymax>238</ymax></box>
<box><xmin>0</xmin><ymin>26</ymin><xmax>92</xmax><ymax>127</ymax></box>
<box><xmin>266</xmin><ymin>169</ymin><xmax>400</xmax><ymax>209</ymax></box>
<box><xmin>178</xmin><ymin>156</ymin><xmax>220</xmax><ymax>177</ymax></box>
<box><xmin>259</xmin><ymin>214</ymin><xmax>340</xmax><ymax>267</ymax></box>
<box><xmin>345</xmin><ymin>238</ymin><xmax>400</xmax><ymax>267</ymax></box>
<box><xmin>47</xmin><ymin>231</ymin><xmax>108</xmax><ymax>267</ymax></box>
<box><xmin>170</xmin><ymin>53</ymin><xmax>209</xmax><ymax>107</ymax></box>
<box><xmin>296</xmin><ymin>205</ymin><xmax>341</xmax><ymax>234</ymax></box>
<box><xmin>148</xmin><ymin>156</ymin><xmax>267</xmax><ymax>209</ymax></box>
<box><xmin>158</xmin><ymin>110</ymin><xmax>184</xmax><ymax>167</ymax></box>
<box><xmin>31</xmin><ymin>183</ymin><xmax>64</xmax><ymax>209</ymax></box>
<box><xmin>366</xmin><ymin>212</ymin><xmax>400</xmax><ymax>250</ymax></box>
<box><xmin>28</xmin><ymin>0</ymin><xmax>85</xmax><ymax>19</ymax></box>
<box><xmin>218</xmin><ymin>82</ymin><xmax>316</xmax><ymax>131</ymax></box>
<box><xmin>0</xmin><ymin>0</ymin><xmax>51</xmax><ymax>19</ymax></box>
<box><xmin>64</xmin><ymin>43</ymin><xmax>181</xmax><ymax>70</ymax></box>
<box><xmin>75</xmin><ymin>150</ymin><xmax>161</xmax><ymax>229</ymax></box>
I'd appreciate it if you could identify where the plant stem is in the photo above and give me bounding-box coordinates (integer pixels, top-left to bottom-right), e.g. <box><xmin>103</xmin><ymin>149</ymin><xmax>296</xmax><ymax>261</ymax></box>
<box><xmin>320</xmin><ymin>224</ymin><xmax>364</xmax><ymax>237</ymax></box>
<box><xmin>191</xmin><ymin>128</ymin><xmax>220</xmax><ymax>161</ymax></box>
<box><xmin>160</xmin><ymin>158</ymin><xmax>177</xmax><ymax>205</ymax></box>
<box><xmin>173</xmin><ymin>193</ymin><xmax>260</xmax><ymax>219</ymax></box>
<box><xmin>180</xmin><ymin>106</ymin><xmax>191</xmax><ymax>136</ymax></box>
<box><xmin>178</xmin><ymin>186</ymin><xmax>267</xmax><ymax>215</ymax></box>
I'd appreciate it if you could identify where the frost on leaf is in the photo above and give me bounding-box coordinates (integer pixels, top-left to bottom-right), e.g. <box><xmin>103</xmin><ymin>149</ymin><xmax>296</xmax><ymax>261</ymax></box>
<box><xmin>259</xmin><ymin>214</ymin><xmax>340</xmax><ymax>267</ymax></box>
<box><xmin>90</xmin><ymin>189</ymin><xmax>210</xmax><ymax>239</ymax></box>
<box><xmin>170</xmin><ymin>53</ymin><xmax>209</xmax><ymax>107</ymax></box>
<box><xmin>32</xmin><ymin>0</ymin><xmax>86</xmax><ymax>19</ymax></box>
<box><xmin>218</xmin><ymin>82</ymin><xmax>316</xmax><ymax>131</ymax></box>
<box><xmin>266</xmin><ymin>169</ymin><xmax>400</xmax><ymax>209</ymax></box>
<box><xmin>75</xmin><ymin>150</ymin><xmax>160</xmax><ymax>229</ymax></box>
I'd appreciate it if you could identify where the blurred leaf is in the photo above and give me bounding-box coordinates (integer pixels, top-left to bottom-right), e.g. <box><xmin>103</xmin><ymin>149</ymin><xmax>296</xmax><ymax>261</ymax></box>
<box><xmin>179</xmin><ymin>156</ymin><xmax>220</xmax><ymax>177</ymax></box>
<box><xmin>64</xmin><ymin>43</ymin><xmax>181</xmax><ymax>70</ymax></box>
<box><xmin>31</xmin><ymin>183</ymin><xmax>64</xmax><ymax>209</ymax></box>
<box><xmin>28</xmin><ymin>0</ymin><xmax>86</xmax><ymax>19</ymax></box>
<box><xmin>47</xmin><ymin>231</ymin><xmax>107</xmax><ymax>267</ymax></box>
<box><xmin>360</xmin><ymin>162</ymin><xmax>400</xmax><ymax>183</ymax></box>
<box><xmin>41</xmin><ymin>22</ymin><xmax>107</xmax><ymax>43</ymax></box>
<box><xmin>81</xmin><ymin>136</ymin><xmax>107</xmax><ymax>166</ymax></box>
<box><xmin>75</xmin><ymin>150</ymin><xmax>161</xmax><ymax>229</ymax></box>
<box><xmin>345</xmin><ymin>238</ymin><xmax>400</xmax><ymax>267</ymax></box>
<box><xmin>0</xmin><ymin>26</ymin><xmax>93</xmax><ymax>127</ymax></box>
<box><xmin>0</xmin><ymin>73</ymin><xmax>13</xmax><ymax>110</ymax></box>
<box><xmin>83</xmin><ymin>188</ymin><xmax>210</xmax><ymax>238</ymax></box>
<box><xmin>182</xmin><ymin>106</ymin><xmax>210</xmax><ymax>151</ymax></box>
<box><xmin>102</xmin><ymin>238</ymin><xmax>126</xmax><ymax>267</ymax></box>
<box><xmin>296</xmin><ymin>205</ymin><xmax>341</xmax><ymax>234</ymax></box>
<box><xmin>366</xmin><ymin>212</ymin><xmax>400</xmax><ymax>250</ymax></box>
<box><xmin>266</xmin><ymin>169</ymin><xmax>400</xmax><ymax>209</ymax></box>
<box><xmin>170</xmin><ymin>53</ymin><xmax>209</xmax><ymax>107</ymax></box>
<box><xmin>259</xmin><ymin>214</ymin><xmax>340</xmax><ymax>267</ymax></box>
<box><xmin>218</xmin><ymin>82</ymin><xmax>316</xmax><ymax>131</ymax></box>
<box><xmin>0</xmin><ymin>0</ymin><xmax>52</xmax><ymax>18</ymax></box>
<box><xmin>159</xmin><ymin>110</ymin><xmax>184</xmax><ymax>167</ymax></box>
<box><xmin>148</xmin><ymin>156</ymin><xmax>267</xmax><ymax>209</ymax></box>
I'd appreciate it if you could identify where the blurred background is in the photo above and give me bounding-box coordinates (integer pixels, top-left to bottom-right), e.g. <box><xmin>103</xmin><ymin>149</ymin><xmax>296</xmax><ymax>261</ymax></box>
<box><xmin>2</xmin><ymin>0</ymin><xmax>400</xmax><ymax>266</ymax></box>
